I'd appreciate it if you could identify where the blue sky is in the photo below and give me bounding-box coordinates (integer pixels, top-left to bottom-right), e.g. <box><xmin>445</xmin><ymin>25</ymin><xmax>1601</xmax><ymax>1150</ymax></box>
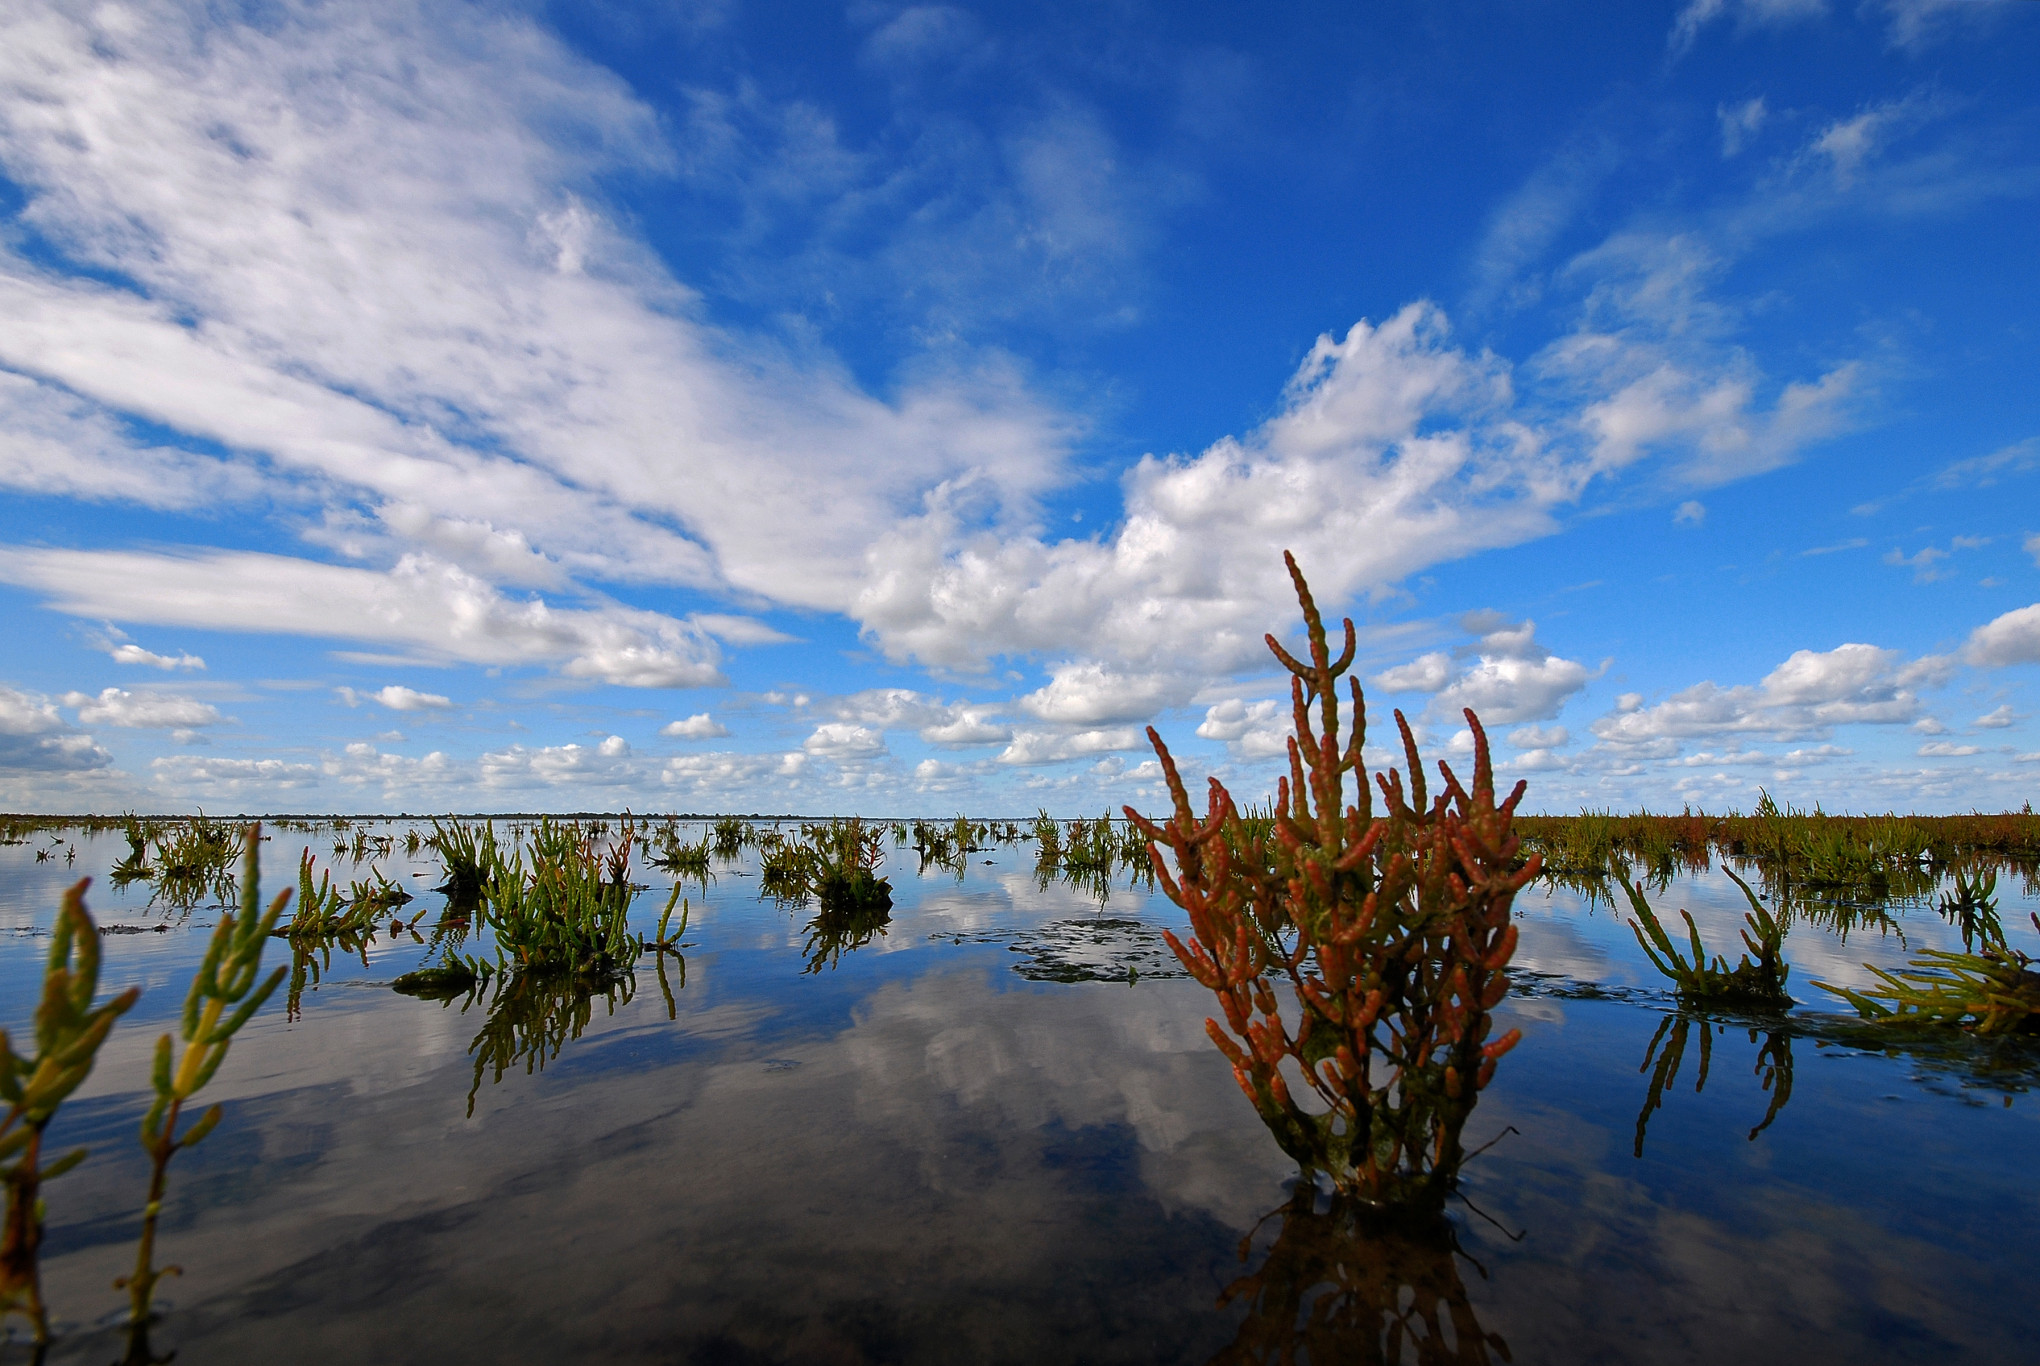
<box><xmin>1</xmin><ymin>0</ymin><xmax>2037</xmax><ymax>815</ymax></box>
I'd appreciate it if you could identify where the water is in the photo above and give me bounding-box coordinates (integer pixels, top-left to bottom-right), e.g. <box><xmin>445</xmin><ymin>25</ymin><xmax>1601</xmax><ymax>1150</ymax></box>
<box><xmin>3</xmin><ymin>824</ymin><xmax>2037</xmax><ymax>1363</ymax></box>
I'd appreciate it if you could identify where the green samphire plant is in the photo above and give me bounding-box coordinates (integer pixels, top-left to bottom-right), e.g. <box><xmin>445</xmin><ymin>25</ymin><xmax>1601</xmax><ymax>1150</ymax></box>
<box><xmin>1</xmin><ymin>883</ymin><xmax>140</xmax><ymax>1347</ymax></box>
<box><xmin>1813</xmin><ymin>869</ymin><xmax>2040</xmax><ymax>1034</ymax></box>
<box><xmin>1623</xmin><ymin>865</ymin><xmax>1792</xmax><ymax>1006</ymax></box>
<box><xmin>119</xmin><ymin>825</ymin><xmax>287</xmax><ymax>1332</ymax></box>
<box><xmin>1132</xmin><ymin>553</ymin><xmax>1535</xmax><ymax>1206</ymax></box>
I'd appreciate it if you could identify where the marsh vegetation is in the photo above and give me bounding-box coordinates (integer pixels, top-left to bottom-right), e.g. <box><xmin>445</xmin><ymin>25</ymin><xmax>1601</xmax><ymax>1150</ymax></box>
<box><xmin>1</xmin><ymin>575</ymin><xmax>2036</xmax><ymax>1360</ymax></box>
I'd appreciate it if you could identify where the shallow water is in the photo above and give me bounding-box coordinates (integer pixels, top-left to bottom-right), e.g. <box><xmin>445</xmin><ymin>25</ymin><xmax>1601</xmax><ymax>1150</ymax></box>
<box><xmin>3</xmin><ymin>824</ymin><xmax>2037</xmax><ymax>1364</ymax></box>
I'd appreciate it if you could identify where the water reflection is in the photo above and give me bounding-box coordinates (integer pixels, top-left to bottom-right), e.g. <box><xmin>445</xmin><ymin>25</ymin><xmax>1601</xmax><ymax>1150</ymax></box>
<box><xmin>800</xmin><ymin>901</ymin><xmax>891</xmax><ymax>973</ymax></box>
<box><xmin>457</xmin><ymin>968</ymin><xmax>639</xmax><ymax>1117</ymax></box>
<box><xmin>1632</xmin><ymin>1013</ymin><xmax>1794</xmax><ymax>1156</ymax></box>
<box><xmin>284</xmin><ymin>932</ymin><xmax>371</xmax><ymax>1022</ymax></box>
<box><xmin>1212</xmin><ymin>1188</ymin><xmax>1510</xmax><ymax>1365</ymax></box>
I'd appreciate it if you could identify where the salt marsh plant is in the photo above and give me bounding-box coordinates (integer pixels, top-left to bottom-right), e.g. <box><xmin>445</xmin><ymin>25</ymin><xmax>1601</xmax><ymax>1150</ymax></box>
<box><xmin>121</xmin><ymin>827</ymin><xmax>287</xmax><ymax>1331</ymax></box>
<box><xmin>649</xmin><ymin>826</ymin><xmax>714</xmax><ymax>882</ymax></box>
<box><xmin>427</xmin><ymin>819</ymin><xmax>499</xmax><ymax>908</ymax></box>
<box><xmin>1814</xmin><ymin>906</ymin><xmax>2040</xmax><ymax>1035</ymax></box>
<box><xmin>711</xmin><ymin>815</ymin><xmax>750</xmax><ymax>860</ymax></box>
<box><xmin>145</xmin><ymin>813</ymin><xmax>242</xmax><ymax>910</ymax></box>
<box><xmin>1623</xmin><ymin>868</ymin><xmax>1792</xmax><ymax>1006</ymax></box>
<box><xmin>762</xmin><ymin>820</ymin><xmax>893</xmax><ymax>914</ymax></box>
<box><xmin>1</xmin><ymin>882</ymin><xmax>140</xmax><ymax>1347</ymax></box>
<box><xmin>481</xmin><ymin>819</ymin><xmax>642</xmax><ymax>978</ymax></box>
<box><xmin>1134</xmin><ymin>553</ymin><xmax>1533</xmax><ymax>1206</ymax></box>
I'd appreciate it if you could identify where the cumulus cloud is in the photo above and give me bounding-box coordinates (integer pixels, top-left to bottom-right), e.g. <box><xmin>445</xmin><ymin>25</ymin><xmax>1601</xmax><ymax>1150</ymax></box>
<box><xmin>338</xmin><ymin>685</ymin><xmax>454</xmax><ymax>712</ymax></box>
<box><xmin>151</xmin><ymin>754</ymin><xmax>318</xmax><ymax>791</ymax></box>
<box><xmin>1372</xmin><ymin>615</ymin><xmax>1594</xmax><ymax>726</ymax></box>
<box><xmin>1593</xmin><ymin>642</ymin><xmax>1951</xmax><ymax>746</ymax></box>
<box><xmin>1918</xmin><ymin>740</ymin><xmax>1983</xmax><ymax>757</ymax></box>
<box><xmin>0</xmin><ymin>549</ymin><xmax>723</xmax><ymax>688</ymax></box>
<box><xmin>1371</xmin><ymin>652</ymin><xmax>1456</xmax><ymax>695</ymax></box>
<box><xmin>1973</xmin><ymin>705</ymin><xmax>2019</xmax><ymax>730</ymax></box>
<box><xmin>62</xmin><ymin>687</ymin><xmax>221</xmax><ymax>729</ymax></box>
<box><xmin>803</xmin><ymin>723</ymin><xmax>887</xmax><ymax>760</ymax></box>
<box><xmin>1965</xmin><ymin>603</ymin><xmax>2040</xmax><ymax>668</ymax></box>
<box><xmin>1019</xmin><ymin>665</ymin><xmax>1181</xmax><ymax>726</ymax></box>
<box><xmin>858</xmin><ymin>296</ymin><xmax>1854</xmax><ymax>676</ymax></box>
<box><xmin>1508</xmin><ymin>724</ymin><xmax>1570</xmax><ymax>750</ymax></box>
<box><xmin>0</xmin><ymin>685</ymin><xmax>113</xmax><ymax>773</ymax></box>
<box><xmin>997</xmin><ymin>728</ymin><xmax>1145</xmax><ymax>765</ymax></box>
<box><xmin>480</xmin><ymin>736</ymin><xmax>638</xmax><ymax>787</ymax></box>
<box><xmin>827</xmin><ymin>689</ymin><xmax>1011</xmax><ymax>747</ymax></box>
<box><xmin>1195</xmin><ymin>698</ymin><xmax>1289</xmax><ymax>759</ymax></box>
<box><xmin>324</xmin><ymin>743</ymin><xmax>459</xmax><ymax>788</ymax></box>
<box><xmin>662</xmin><ymin>750</ymin><xmax>807</xmax><ymax>792</ymax></box>
<box><xmin>661</xmin><ymin>713</ymin><xmax>730</xmax><ymax>739</ymax></box>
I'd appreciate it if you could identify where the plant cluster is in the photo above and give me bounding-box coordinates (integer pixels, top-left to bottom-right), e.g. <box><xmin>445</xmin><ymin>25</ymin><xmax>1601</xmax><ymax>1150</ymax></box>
<box><xmin>759</xmin><ymin>819</ymin><xmax>893</xmax><ymax>914</ymax></box>
<box><xmin>1623</xmin><ymin>867</ymin><xmax>1792</xmax><ymax>1006</ymax></box>
<box><xmin>1134</xmin><ymin>554</ymin><xmax>1533</xmax><ymax>1206</ymax></box>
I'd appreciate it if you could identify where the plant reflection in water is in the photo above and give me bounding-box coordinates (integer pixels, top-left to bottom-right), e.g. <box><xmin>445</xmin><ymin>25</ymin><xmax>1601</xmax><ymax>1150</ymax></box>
<box><xmin>1211</xmin><ymin>1185</ymin><xmax>1511</xmax><ymax>1366</ymax></box>
<box><xmin>800</xmin><ymin>899</ymin><xmax>891</xmax><ymax>974</ymax></box>
<box><xmin>1632</xmin><ymin>1013</ymin><xmax>1794</xmax><ymax>1157</ymax></box>
<box><xmin>458</xmin><ymin>966</ymin><xmax>638</xmax><ymax>1118</ymax></box>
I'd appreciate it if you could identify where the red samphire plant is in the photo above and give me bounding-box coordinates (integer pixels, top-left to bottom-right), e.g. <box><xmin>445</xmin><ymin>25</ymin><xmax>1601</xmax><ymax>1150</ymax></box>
<box><xmin>1128</xmin><ymin>553</ymin><xmax>1539</xmax><ymax>1205</ymax></box>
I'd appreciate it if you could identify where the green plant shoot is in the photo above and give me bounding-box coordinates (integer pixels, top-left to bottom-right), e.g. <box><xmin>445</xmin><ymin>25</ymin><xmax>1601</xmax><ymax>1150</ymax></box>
<box><xmin>119</xmin><ymin>825</ymin><xmax>288</xmax><ymax>1330</ymax></box>
<box><xmin>1</xmin><ymin>882</ymin><xmax>140</xmax><ymax>1346</ymax></box>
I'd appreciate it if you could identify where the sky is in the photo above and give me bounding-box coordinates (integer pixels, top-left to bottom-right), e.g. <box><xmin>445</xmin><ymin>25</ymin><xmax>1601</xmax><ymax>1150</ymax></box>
<box><xmin>1</xmin><ymin>0</ymin><xmax>2037</xmax><ymax>817</ymax></box>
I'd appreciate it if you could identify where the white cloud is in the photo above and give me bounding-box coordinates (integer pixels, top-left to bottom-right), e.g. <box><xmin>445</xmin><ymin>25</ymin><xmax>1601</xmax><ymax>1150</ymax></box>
<box><xmin>324</xmin><ymin>743</ymin><xmax>459</xmax><ymax>788</ymax></box>
<box><xmin>1593</xmin><ymin>642</ymin><xmax>1951</xmax><ymax>745</ymax></box>
<box><xmin>1965</xmin><ymin>603</ymin><xmax>2040</xmax><ymax>668</ymax></box>
<box><xmin>1370</xmin><ymin>652</ymin><xmax>1455</xmax><ymax>694</ymax></box>
<box><xmin>1918</xmin><ymin>741</ymin><xmax>1983</xmax><ymax>756</ymax></box>
<box><xmin>661</xmin><ymin>750</ymin><xmax>807</xmax><ymax>791</ymax></box>
<box><xmin>1508</xmin><ymin>724</ymin><xmax>1570</xmax><ymax>750</ymax></box>
<box><xmin>997</xmin><ymin>728</ymin><xmax>1145</xmax><ymax>765</ymax></box>
<box><xmin>1930</xmin><ymin>437</ymin><xmax>2040</xmax><ymax>492</ymax></box>
<box><xmin>108</xmin><ymin>643</ymin><xmax>205</xmax><ymax>671</ymax></box>
<box><xmin>0</xmin><ymin>548</ymin><xmax>724</xmax><ymax>688</ymax></box>
<box><xmin>1018</xmin><ymin>665</ymin><xmax>1180</xmax><ymax>726</ymax></box>
<box><xmin>1974</xmin><ymin>705</ymin><xmax>2019</xmax><ymax>730</ymax></box>
<box><xmin>1373</xmin><ymin>615</ymin><xmax>1594</xmax><ymax>726</ymax></box>
<box><xmin>859</xmin><ymin>298</ymin><xmax>1836</xmax><ymax>675</ymax></box>
<box><xmin>1195</xmin><ymin>698</ymin><xmax>1289</xmax><ymax>759</ymax></box>
<box><xmin>151</xmin><ymin>754</ymin><xmax>318</xmax><ymax>791</ymax></box>
<box><xmin>1874</xmin><ymin>0</ymin><xmax>2014</xmax><ymax>51</ymax></box>
<box><xmin>337</xmin><ymin>685</ymin><xmax>454</xmax><ymax>712</ymax></box>
<box><xmin>803</xmin><ymin>723</ymin><xmax>887</xmax><ymax>759</ymax></box>
<box><xmin>0</xmin><ymin>685</ymin><xmax>113</xmax><ymax>773</ymax></box>
<box><xmin>62</xmin><ymin>687</ymin><xmax>221</xmax><ymax>729</ymax></box>
<box><xmin>1670</xmin><ymin>0</ymin><xmax>1826</xmax><ymax>55</ymax></box>
<box><xmin>1195</xmin><ymin>698</ymin><xmax>1279</xmax><ymax>742</ymax></box>
<box><xmin>1674</xmin><ymin>500</ymin><xmax>1706</xmax><ymax>525</ymax></box>
<box><xmin>1717</xmin><ymin>97</ymin><xmax>1768</xmax><ymax>158</ymax></box>
<box><xmin>826</xmin><ymin>688</ymin><xmax>1011</xmax><ymax>747</ymax></box>
<box><xmin>661</xmin><ymin>713</ymin><xmax>730</xmax><ymax>739</ymax></box>
<box><xmin>0</xmin><ymin>0</ymin><xmax>1072</xmax><ymax>628</ymax></box>
<box><xmin>480</xmin><ymin>736</ymin><xmax>639</xmax><ymax>787</ymax></box>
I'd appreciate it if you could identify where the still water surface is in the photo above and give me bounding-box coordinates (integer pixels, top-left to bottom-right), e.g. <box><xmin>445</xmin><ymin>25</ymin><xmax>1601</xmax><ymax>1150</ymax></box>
<box><xmin>3</xmin><ymin>824</ymin><xmax>2037</xmax><ymax>1364</ymax></box>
